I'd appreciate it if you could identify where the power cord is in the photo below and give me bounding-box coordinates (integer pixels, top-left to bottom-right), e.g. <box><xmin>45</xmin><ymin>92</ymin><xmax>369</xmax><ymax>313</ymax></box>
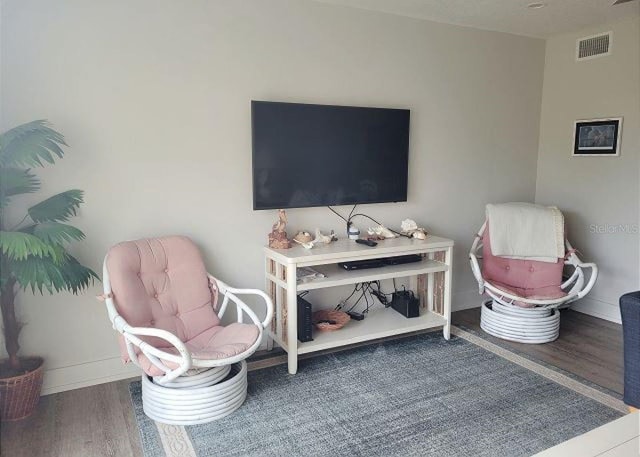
<box><xmin>327</xmin><ymin>205</ymin><xmax>411</xmax><ymax>238</ymax></box>
<box><xmin>327</xmin><ymin>206</ymin><xmax>348</xmax><ymax>224</ymax></box>
<box><xmin>336</xmin><ymin>281</ymin><xmax>394</xmax><ymax>314</ymax></box>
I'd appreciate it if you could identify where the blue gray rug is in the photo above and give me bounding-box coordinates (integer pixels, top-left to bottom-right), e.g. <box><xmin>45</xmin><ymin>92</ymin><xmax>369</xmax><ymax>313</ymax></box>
<box><xmin>129</xmin><ymin>327</ymin><xmax>625</xmax><ymax>457</ymax></box>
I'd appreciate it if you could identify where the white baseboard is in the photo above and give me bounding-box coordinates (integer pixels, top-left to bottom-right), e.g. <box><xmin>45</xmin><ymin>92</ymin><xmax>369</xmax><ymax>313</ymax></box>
<box><xmin>572</xmin><ymin>296</ymin><xmax>621</xmax><ymax>324</ymax></box>
<box><xmin>41</xmin><ymin>356</ymin><xmax>140</xmax><ymax>396</ymax></box>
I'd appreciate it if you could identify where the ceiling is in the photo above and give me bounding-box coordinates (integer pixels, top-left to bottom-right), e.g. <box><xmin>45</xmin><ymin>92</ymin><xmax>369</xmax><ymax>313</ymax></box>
<box><xmin>312</xmin><ymin>0</ymin><xmax>640</xmax><ymax>38</ymax></box>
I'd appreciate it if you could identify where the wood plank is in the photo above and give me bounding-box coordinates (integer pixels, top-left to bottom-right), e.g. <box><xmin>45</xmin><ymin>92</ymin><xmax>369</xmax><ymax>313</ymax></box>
<box><xmin>0</xmin><ymin>380</ymin><xmax>140</xmax><ymax>457</ymax></box>
<box><xmin>116</xmin><ymin>378</ymin><xmax>143</xmax><ymax>457</ymax></box>
<box><xmin>0</xmin><ymin>392</ymin><xmax>56</xmax><ymax>457</ymax></box>
<box><xmin>52</xmin><ymin>382</ymin><xmax>137</xmax><ymax>457</ymax></box>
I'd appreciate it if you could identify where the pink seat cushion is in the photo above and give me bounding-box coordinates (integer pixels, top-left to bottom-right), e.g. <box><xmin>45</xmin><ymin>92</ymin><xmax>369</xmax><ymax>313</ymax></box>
<box><xmin>482</xmin><ymin>223</ymin><xmax>565</xmax><ymax>306</ymax></box>
<box><xmin>138</xmin><ymin>322</ymin><xmax>260</xmax><ymax>376</ymax></box>
<box><xmin>106</xmin><ymin>236</ymin><xmax>224</xmax><ymax>367</ymax></box>
<box><xmin>488</xmin><ymin>280</ymin><xmax>566</xmax><ymax>304</ymax></box>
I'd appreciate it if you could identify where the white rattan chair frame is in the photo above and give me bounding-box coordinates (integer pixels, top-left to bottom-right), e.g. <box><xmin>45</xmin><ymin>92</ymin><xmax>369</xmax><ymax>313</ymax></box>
<box><xmin>101</xmin><ymin>254</ymin><xmax>273</xmax><ymax>424</ymax></box>
<box><xmin>469</xmin><ymin>221</ymin><xmax>598</xmax><ymax>309</ymax></box>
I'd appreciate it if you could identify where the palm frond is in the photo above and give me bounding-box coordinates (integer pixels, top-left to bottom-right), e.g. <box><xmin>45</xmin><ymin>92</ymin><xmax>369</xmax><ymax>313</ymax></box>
<box><xmin>0</xmin><ymin>120</ymin><xmax>67</xmax><ymax>168</ymax></box>
<box><xmin>58</xmin><ymin>255</ymin><xmax>99</xmax><ymax>294</ymax></box>
<box><xmin>9</xmin><ymin>254</ymin><xmax>97</xmax><ymax>294</ymax></box>
<box><xmin>21</xmin><ymin>222</ymin><xmax>86</xmax><ymax>245</ymax></box>
<box><xmin>28</xmin><ymin>190</ymin><xmax>84</xmax><ymax>223</ymax></box>
<box><xmin>0</xmin><ymin>231</ymin><xmax>56</xmax><ymax>260</ymax></box>
<box><xmin>9</xmin><ymin>256</ymin><xmax>66</xmax><ymax>294</ymax></box>
<box><xmin>0</xmin><ymin>168</ymin><xmax>40</xmax><ymax>208</ymax></box>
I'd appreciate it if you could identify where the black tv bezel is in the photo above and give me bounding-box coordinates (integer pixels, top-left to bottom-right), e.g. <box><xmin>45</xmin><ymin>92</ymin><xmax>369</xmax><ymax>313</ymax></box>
<box><xmin>251</xmin><ymin>100</ymin><xmax>410</xmax><ymax>211</ymax></box>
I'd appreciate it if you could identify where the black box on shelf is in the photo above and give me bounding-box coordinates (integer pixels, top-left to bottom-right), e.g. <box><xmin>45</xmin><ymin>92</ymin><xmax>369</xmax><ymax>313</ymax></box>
<box><xmin>390</xmin><ymin>290</ymin><xmax>420</xmax><ymax>318</ymax></box>
<box><xmin>297</xmin><ymin>296</ymin><xmax>314</xmax><ymax>342</ymax></box>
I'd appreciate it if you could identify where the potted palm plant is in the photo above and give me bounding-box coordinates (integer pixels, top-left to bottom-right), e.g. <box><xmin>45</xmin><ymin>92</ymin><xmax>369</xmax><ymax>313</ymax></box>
<box><xmin>0</xmin><ymin>120</ymin><xmax>97</xmax><ymax>421</ymax></box>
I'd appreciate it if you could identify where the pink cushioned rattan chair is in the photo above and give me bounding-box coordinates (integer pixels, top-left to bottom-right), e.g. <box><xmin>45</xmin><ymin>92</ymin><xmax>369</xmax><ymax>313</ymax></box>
<box><xmin>101</xmin><ymin>236</ymin><xmax>273</xmax><ymax>425</ymax></box>
<box><xmin>469</xmin><ymin>214</ymin><xmax>597</xmax><ymax>343</ymax></box>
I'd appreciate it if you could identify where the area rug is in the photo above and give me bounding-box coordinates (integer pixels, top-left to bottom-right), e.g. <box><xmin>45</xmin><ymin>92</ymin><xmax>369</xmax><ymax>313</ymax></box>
<box><xmin>129</xmin><ymin>327</ymin><xmax>626</xmax><ymax>457</ymax></box>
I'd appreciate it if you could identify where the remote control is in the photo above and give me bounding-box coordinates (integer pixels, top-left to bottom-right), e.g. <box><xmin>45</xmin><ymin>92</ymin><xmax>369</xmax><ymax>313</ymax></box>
<box><xmin>355</xmin><ymin>239</ymin><xmax>377</xmax><ymax>247</ymax></box>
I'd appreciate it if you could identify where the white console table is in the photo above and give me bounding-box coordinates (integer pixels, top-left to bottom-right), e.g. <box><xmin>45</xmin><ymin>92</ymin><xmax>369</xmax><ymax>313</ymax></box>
<box><xmin>264</xmin><ymin>235</ymin><xmax>454</xmax><ymax>374</ymax></box>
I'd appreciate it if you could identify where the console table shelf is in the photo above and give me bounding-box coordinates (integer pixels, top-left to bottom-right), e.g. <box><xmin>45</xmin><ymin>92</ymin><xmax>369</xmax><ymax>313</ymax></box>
<box><xmin>297</xmin><ymin>308</ymin><xmax>448</xmax><ymax>355</ymax></box>
<box><xmin>264</xmin><ymin>235</ymin><xmax>454</xmax><ymax>374</ymax></box>
<box><xmin>296</xmin><ymin>259</ymin><xmax>448</xmax><ymax>291</ymax></box>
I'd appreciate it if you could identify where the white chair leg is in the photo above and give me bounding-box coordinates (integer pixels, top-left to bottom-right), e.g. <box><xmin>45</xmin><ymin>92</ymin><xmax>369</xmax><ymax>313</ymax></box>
<box><xmin>141</xmin><ymin>361</ymin><xmax>248</xmax><ymax>425</ymax></box>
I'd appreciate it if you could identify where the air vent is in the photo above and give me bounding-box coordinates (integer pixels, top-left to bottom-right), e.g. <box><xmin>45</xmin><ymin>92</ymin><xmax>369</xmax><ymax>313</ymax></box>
<box><xmin>576</xmin><ymin>32</ymin><xmax>612</xmax><ymax>61</ymax></box>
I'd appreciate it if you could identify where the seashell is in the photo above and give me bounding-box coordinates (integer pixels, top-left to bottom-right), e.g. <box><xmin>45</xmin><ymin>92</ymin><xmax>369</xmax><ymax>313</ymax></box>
<box><xmin>294</xmin><ymin>231</ymin><xmax>313</xmax><ymax>243</ymax></box>
<box><xmin>411</xmin><ymin>229</ymin><xmax>427</xmax><ymax>240</ymax></box>
<box><xmin>401</xmin><ymin>219</ymin><xmax>418</xmax><ymax>233</ymax></box>
<box><xmin>293</xmin><ymin>239</ymin><xmax>314</xmax><ymax>249</ymax></box>
<box><xmin>379</xmin><ymin>226</ymin><xmax>397</xmax><ymax>238</ymax></box>
<box><xmin>368</xmin><ymin>225</ymin><xmax>397</xmax><ymax>239</ymax></box>
<box><xmin>313</xmin><ymin>228</ymin><xmax>332</xmax><ymax>244</ymax></box>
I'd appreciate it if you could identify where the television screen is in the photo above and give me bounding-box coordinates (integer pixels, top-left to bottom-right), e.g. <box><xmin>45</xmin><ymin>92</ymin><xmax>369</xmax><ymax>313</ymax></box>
<box><xmin>252</xmin><ymin>101</ymin><xmax>410</xmax><ymax>210</ymax></box>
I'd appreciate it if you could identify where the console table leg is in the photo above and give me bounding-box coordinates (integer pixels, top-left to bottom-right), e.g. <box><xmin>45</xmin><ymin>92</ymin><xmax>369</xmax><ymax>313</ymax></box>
<box><xmin>443</xmin><ymin>246</ymin><xmax>453</xmax><ymax>340</ymax></box>
<box><xmin>265</xmin><ymin>258</ymin><xmax>276</xmax><ymax>351</ymax></box>
<box><xmin>286</xmin><ymin>264</ymin><xmax>298</xmax><ymax>374</ymax></box>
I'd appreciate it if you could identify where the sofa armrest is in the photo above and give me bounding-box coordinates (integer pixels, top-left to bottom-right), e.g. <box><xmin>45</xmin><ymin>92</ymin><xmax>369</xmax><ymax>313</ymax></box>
<box><xmin>620</xmin><ymin>291</ymin><xmax>640</xmax><ymax>408</ymax></box>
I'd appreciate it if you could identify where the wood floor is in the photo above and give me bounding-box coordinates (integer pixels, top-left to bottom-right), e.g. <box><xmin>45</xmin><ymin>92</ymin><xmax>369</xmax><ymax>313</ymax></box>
<box><xmin>0</xmin><ymin>309</ymin><xmax>624</xmax><ymax>457</ymax></box>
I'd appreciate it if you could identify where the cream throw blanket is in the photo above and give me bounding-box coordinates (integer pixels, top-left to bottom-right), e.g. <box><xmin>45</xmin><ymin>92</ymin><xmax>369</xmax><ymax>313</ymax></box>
<box><xmin>486</xmin><ymin>203</ymin><xmax>564</xmax><ymax>263</ymax></box>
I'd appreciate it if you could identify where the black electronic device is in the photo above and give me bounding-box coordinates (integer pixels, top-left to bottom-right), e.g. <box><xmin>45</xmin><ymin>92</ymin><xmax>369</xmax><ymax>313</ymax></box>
<box><xmin>339</xmin><ymin>258</ymin><xmax>385</xmax><ymax>270</ymax></box>
<box><xmin>355</xmin><ymin>239</ymin><xmax>378</xmax><ymax>247</ymax></box>
<box><xmin>384</xmin><ymin>254</ymin><xmax>423</xmax><ymax>266</ymax></box>
<box><xmin>297</xmin><ymin>296</ymin><xmax>314</xmax><ymax>342</ymax></box>
<box><xmin>346</xmin><ymin>311</ymin><xmax>365</xmax><ymax>321</ymax></box>
<box><xmin>390</xmin><ymin>290</ymin><xmax>420</xmax><ymax>318</ymax></box>
<box><xmin>252</xmin><ymin>101</ymin><xmax>410</xmax><ymax>210</ymax></box>
<box><xmin>338</xmin><ymin>254</ymin><xmax>422</xmax><ymax>271</ymax></box>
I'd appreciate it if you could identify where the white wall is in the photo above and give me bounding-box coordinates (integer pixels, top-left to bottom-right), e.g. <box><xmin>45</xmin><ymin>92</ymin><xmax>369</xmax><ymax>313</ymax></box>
<box><xmin>0</xmin><ymin>0</ymin><xmax>545</xmax><ymax>394</ymax></box>
<box><xmin>535</xmin><ymin>16</ymin><xmax>640</xmax><ymax>323</ymax></box>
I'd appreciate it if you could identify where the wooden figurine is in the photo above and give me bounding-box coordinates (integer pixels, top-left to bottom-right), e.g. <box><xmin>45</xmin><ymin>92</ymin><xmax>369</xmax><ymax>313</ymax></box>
<box><xmin>268</xmin><ymin>209</ymin><xmax>292</xmax><ymax>249</ymax></box>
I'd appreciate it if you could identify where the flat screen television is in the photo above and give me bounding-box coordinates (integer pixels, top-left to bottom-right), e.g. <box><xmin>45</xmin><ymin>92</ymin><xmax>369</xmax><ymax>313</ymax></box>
<box><xmin>252</xmin><ymin>101</ymin><xmax>410</xmax><ymax>210</ymax></box>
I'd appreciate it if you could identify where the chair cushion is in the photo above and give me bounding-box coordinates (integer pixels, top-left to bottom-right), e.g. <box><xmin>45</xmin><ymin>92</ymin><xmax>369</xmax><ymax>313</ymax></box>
<box><xmin>482</xmin><ymin>223</ymin><xmax>564</xmax><ymax>292</ymax></box>
<box><xmin>138</xmin><ymin>323</ymin><xmax>260</xmax><ymax>376</ymax></box>
<box><xmin>487</xmin><ymin>280</ymin><xmax>567</xmax><ymax>308</ymax></box>
<box><xmin>106</xmin><ymin>236</ymin><xmax>221</xmax><ymax>362</ymax></box>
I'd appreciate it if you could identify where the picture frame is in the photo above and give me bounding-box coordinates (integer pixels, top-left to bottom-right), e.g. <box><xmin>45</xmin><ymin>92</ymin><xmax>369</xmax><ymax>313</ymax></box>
<box><xmin>572</xmin><ymin>118</ymin><xmax>622</xmax><ymax>157</ymax></box>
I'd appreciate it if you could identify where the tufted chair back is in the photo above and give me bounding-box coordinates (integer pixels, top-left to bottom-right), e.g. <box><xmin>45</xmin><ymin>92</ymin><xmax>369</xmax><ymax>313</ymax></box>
<box><xmin>482</xmin><ymin>223</ymin><xmax>564</xmax><ymax>293</ymax></box>
<box><xmin>106</xmin><ymin>236</ymin><xmax>220</xmax><ymax>362</ymax></box>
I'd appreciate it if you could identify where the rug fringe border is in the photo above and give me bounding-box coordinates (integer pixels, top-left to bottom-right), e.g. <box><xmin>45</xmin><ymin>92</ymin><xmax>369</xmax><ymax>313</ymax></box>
<box><xmin>157</xmin><ymin>422</ymin><xmax>197</xmax><ymax>457</ymax></box>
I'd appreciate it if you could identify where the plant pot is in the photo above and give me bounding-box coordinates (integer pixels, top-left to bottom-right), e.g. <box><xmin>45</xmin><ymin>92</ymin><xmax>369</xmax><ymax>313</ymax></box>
<box><xmin>0</xmin><ymin>357</ymin><xmax>44</xmax><ymax>421</ymax></box>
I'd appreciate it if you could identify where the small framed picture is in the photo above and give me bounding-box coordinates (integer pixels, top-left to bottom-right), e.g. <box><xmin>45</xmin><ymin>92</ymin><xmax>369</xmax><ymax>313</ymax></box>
<box><xmin>573</xmin><ymin>118</ymin><xmax>622</xmax><ymax>157</ymax></box>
